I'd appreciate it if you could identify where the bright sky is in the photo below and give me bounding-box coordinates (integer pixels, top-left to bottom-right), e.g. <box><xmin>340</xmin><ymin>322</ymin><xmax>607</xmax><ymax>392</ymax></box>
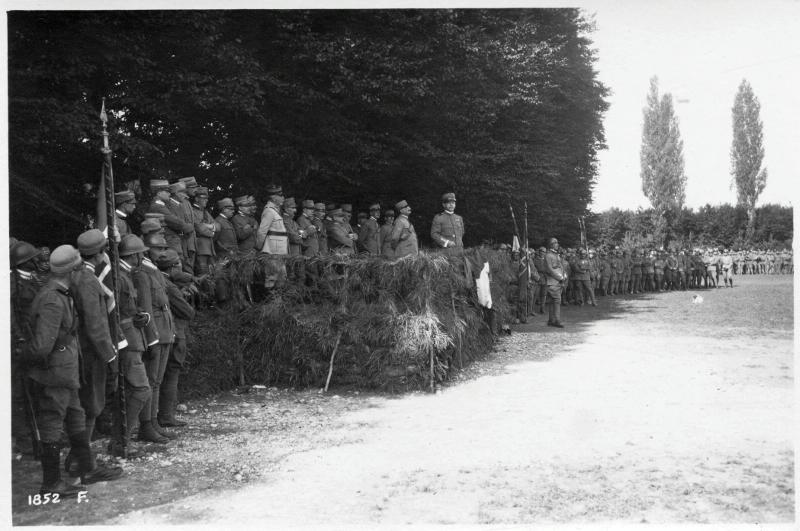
<box><xmin>586</xmin><ymin>0</ymin><xmax>800</xmax><ymax>212</ymax></box>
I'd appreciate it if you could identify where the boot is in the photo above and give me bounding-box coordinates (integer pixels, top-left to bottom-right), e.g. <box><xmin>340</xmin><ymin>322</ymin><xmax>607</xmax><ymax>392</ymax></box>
<box><xmin>152</xmin><ymin>420</ymin><xmax>177</xmax><ymax>440</ymax></box>
<box><xmin>70</xmin><ymin>431</ymin><xmax>122</xmax><ymax>484</ymax></box>
<box><xmin>158</xmin><ymin>368</ymin><xmax>187</xmax><ymax>427</ymax></box>
<box><xmin>137</xmin><ymin>420</ymin><xmax>169</xmax><ymax>444</ymax></box>
<box><xmin>40</xmin><ymin>443</ymin><xmax>83</xmax><ymax>498</ymax></box>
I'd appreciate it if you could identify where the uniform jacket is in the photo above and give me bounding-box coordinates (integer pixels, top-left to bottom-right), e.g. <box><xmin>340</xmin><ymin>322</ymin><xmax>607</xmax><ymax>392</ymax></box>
<box><xmin>256</xmin><ymin>204</ymin><xmax>288</xmax><ymax>255</ymax></box>
<box><xmin>140</xmin><ymin>258</ymin><xmax>175</xmax><ymax>345</ymax></box>
<box><xmin>380</xmin><ymin>222</ymin><xmax>395</xmax><ymax>259</ymax></box>
<box><xmin>26</xmin><ymin>280</ymin><xmax>81</xmax><ymax>389</ymax></box>
<box><xmin>162</xmin><ymin>271</ymin><xmax>195</xmax><ymax>340</ymax></box>
<box><xmin>11</xmin><ymin>269</ymin><xmax>40</xmax><ymax>342</ymax></box>
<box><xmin>175</xmin><ymin>197</ymin><xmax>196</xmax><ymax>255</ymax></box>
<box><xmin>653</xmin><ymin>258</ymin><xmax>665</xmax><ymax>274</ymax></box>
<box><xmin>665</xmin><ymin>255</ymin><xmax>678</xmax><ymax>270</ymax></box>
<box><xmin>543</xmin><ymin>250</ymin><xmax>565</xmax><ymax>285</ymax></box>
<box><xmin>283</xmin><ymin>214</ymin><xmax>303</xmax><ymax>257</ymax></box>
<box><xmin>359</xmin><ymin>217</ymin><xmax>381</xmax><ymax>255</ymax></box>
<box><xmin>232</xmin><ymin>212</ymin><xmax>258</xmax><ymax>252</ymax></box>
<box><xmin>643</xmin><ymin>257</ymin><xmax>655</xmax><ymax>274</ymax></box>
<box><xmin>192</xmin><ymin>204</ymin><xmax>216</xmax><ymax>257</ymax></box>
<box><xmin>573</xmin><ymin>258</ymin><xmax>591</xmax><ymax>281</ymax></box>
<box><xmin>328</xmin><ymin>221</ymin><xmax>355</xmax><ymax>255</ymax></box>
<box><xmin>129</xmin><ymin>261</ymin><xmax>162</xmax><ymax>347</ymax></box>
<box><xmin>430</xmin><ymin>212</ymin><xmax>464</xmax><ymax>249</ymax></box>
<box><xmin>297</xmin><ymin>213</ymin><xmax>319</xmax><ymax>257</ymax></box>
<box><xmin>117</xmin><ymin>262</ymin><xmax>147</xmax><ymax>352</ymax></box>
<box><xmin>214</xmin><ymin>213</ymin><xmax>238</xmax><ymax>257</ymax></box>
<box><xmin>71</xmin><ymin>265</ymin><xmax>116</xmax><ymax>364</ymax></box>
<box><xmin>149</xmin><ymin>199</ymin><xmax>192</xmax><ymax>255</ymax></box>
<box><xmin>389</xmin><ymin>215</ymin><xmax>419</xmax><ymax>258</ymax></box>
<box><xmin>314</xmin><ymin>216</ymin><xmax>328</xmax><ymax>255</ymax></box>
<box><xmin>630</xmin><ymin>256</ymin><xmax>643</xmax><ymax>275</ymax></box>
<box><xmin>115</xmin><ymin>210</ymin><xmax>131</xmax><ymax>240</ymax></box>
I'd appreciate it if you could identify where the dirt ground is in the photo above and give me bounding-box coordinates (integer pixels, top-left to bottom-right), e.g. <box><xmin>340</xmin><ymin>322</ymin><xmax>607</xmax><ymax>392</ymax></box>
<box><xmin>10</xmin><ymin>274</ymin><xmax>794</xmax><ymax>526</ymax></box>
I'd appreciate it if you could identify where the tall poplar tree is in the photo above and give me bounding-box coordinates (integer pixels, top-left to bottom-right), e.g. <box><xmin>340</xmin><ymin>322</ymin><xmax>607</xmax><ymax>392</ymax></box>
<box><xmin>640</xmin><ymin>76</ymin><xmax>686</xmax><ymax>246</ymax></box>
<box><xmin>730</xmin><ymin>79</ymin><xmax>767</xmax><ymax>242</ymax></box>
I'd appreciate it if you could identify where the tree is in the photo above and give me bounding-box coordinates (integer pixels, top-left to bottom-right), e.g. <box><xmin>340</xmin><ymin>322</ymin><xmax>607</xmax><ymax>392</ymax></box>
<box><xmin>640</xmin><ymin>76</ymin><xmax>686</xmax><ymax>247</ymax></box>
<box><xmin>730</xmin><ymin>79</ymin><xmax>767</xmax><ymax>243</ymax></box>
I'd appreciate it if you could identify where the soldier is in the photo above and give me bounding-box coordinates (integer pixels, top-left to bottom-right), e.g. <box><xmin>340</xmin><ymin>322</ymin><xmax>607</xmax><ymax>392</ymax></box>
<box><xmin>232</xmin><ymin>195</ymin><xmax>258</xmax><ymax>252</ymax></box>
<box><xmin>574</xmin><ymin>248</ymin><xmax>596</xmax><ymax>306</ymax></box>
<box><xmin>213</xmin><ymin>198</ymin><xmax>238</xmax><ymax>259</ymax></box>
<box><xmin>297</xmin><ymin>199</ymin><xmax>320</xmax><ymax>257</ymax></box>
<box><xmin>114</xmin><ymin>190</ymin><xmax>137</xmax><ymax>241</ymax></box>
<box><xmin>327</xmin><ymin>208</ymin><xmax>356</xmax><ymax>255</ymax></box>
<box><xmin>27</xmin><ymin>245</ymin><xmax>103</xmax><ymax>496</ymax></box>
<box><xmin>170</xmin><ymin>181</ymin><xmax>196</xmax><ymax>273</ymax></box>
<box><xmin>630</xmin><ymin>249</ymin><xmax>643</xmax><ymax>294</ymax></box>
<box><xmin>282</xmin><ymin>197</ymin><xmax>303</xmax><ymax>257</ymax></box>
<box><xmin>513</xmin><ymin>249</ymin><xmax>539</xmax><ymax>322</ymax></box>
<box><xmin>721</xmin><ymin>249</ymin><xmax>734</xmax><ymax>287</ymax></box>
<box><xmin>664</xmin><ymin>250</ymin><xmax>678</xmax><ymax>291</ymax></box>
<box><xmin>359</xmin><ymin>203</ymin><xmax>382</xmax><ymax>256</ymax></box>
<box><xmin>155</xmin><ymin>249</ymin><xmax>196</xmax><ymax>428</ymax></box>
<box><xmin>256</xmin><ymin>184</ymin><xmax>288</xmax><ymax>255</ymax></box>
<box><xmin>69</xmin><ymin>230</ymin><xmax>124</xmax><ymax>482</ymax></box>
<box><xmin>10</xmin><ymin>241</ymin><xmax>44</xmax><ymax>455</ymax></box>
<box><xmin>191</xmin><ymin>187</ymin><xmax>216</xmax><ymax>276</ymax></box>
<box><xmin>430</xmin><ymin>192</ymin><xmax>464</xmax><ymax>253</ymax></box>
<box><xmin>135</xmin><ymin>234</ymin><xmax>176</xmax><ymax>443</ymax></box>
<box><xmin>148</xmin><ymin>179</ymin><xmax>192</xmax><ymax>260</ymax></box>
<box><xmin>340</xmin><ymin>203</ymin><xmax>359</xmax><ymax>245</ymax></box>
<box><xmin>533</xmin><ymin>246</ymin><xmax>548</xmax><ymax>314</ymax></box>
<box><xmin>313</xmin><ymin>202</ymin><xmax>329</xmax><ymax>256</ymax></box>
<box><xmin>380</xmin><ymin>209</ymin><xmax>396</xmax><ymax>259</ymax></box>
<box><xmin>702</xmin><ymin>250</ymin><xmax>718</xmax><ymax>288</ymax></box>
<box><xmin>390</xmin><ymin>200</ymin><xmax>418</xmax><ymax>258</ymax></box>
<box><xmin>543</xmin><ymin>238</ymin><xmax>566</xmax><ymax>327</ymax></box>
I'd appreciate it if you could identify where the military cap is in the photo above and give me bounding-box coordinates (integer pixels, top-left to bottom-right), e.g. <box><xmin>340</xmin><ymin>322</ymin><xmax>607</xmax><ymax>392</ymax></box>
<box><xmin>246</xmin><ymin>195</ymin><xmax>257</xmax><ymax>205</ymax></box>
<box><xmin>441</xmin><ymin>192</ymin><xmax>456</xmax><ymax>202</ymax></box>
<box><xmin>168</xmin><ymin>182</ymin><xmax>187</xmax><ymax>194</ymax></box>
<box><xmin>179</xmin><ymin>177</ymin><xmax>198</xmax><ymax>188</ymax></box>
<box><xmin>119</xmin><ymin>235</ymin><xmax>149</xmax><ymax>257</ymax></box>
<box><xmin>144</xmin><ymin>212</ymin><xmax>165</xmax><ymax>221</ymax></box>
<box><xmin>369</xmin><ymin>203</ymin><xmax>381</xmax><ymax>211</ymax></box>
<box><xmin>77</xmin><ymin>229</ymin><xmax>107</xmax><ymax>255</ymax></box>
<box><xmin>10</xmin><ymin>241</ymin><xmax>42</xmax><ymax>267</ymax></box>
<box><xmin>155</xmin><ymin>248</ymin><xmax>181</xmax><ymax>268</ymax></box>
<box><xmin>548</xmin><ymin>237</ymin><xmax>558</xmax><ymax>245</ymax></box>
<box><xmin>217</xmin><ymin>198</ymin><xmax>235</xmax><ymax>209</ymax></box>
<box><xmin>234</xmin><ymin>195</ymin><xmax>250</xmax><ymax>206</ymax></box>
<box><xmin>384</xmin><ymin>209</ymin><xmax>395</xmax><ymax>217</ymax></box>
<box><xmin>284</xmin><ymin>197</ymin><xmax>297</xmax><ymax>208</ymax></box>
<box><xmin>115</xmin><ymin>190</ymin><xmax>136</xmax><ymax>204</ymax></box>
<box><xmin>194</xmin><ymin>186</ymin><xmax>209</xmax><ymax>197</ymax></box>
<box><xmin>144</xmin><ymin>233</ymin><xmax>169</xmax><ymax>249</ymax></box>
<box><xmin>314</xmin><ymin>202</ymin><xmax>326</xmax><ymax>211</ymax></box>
<box><xmin>265</xmin><ymin>184</ymin><xmax>283</xmax><ymax>195</ymax></box>
<box><xmin>50</xmin><ymin>245</ymin><xmax>82</xmax><ymax>274</ymax></box>
<box><xmin>325</xmin><ymin>202</ymin><xmax>336</xmax><ymax>212</ymax></box>
<box><xmin>395</xmin><ymin>200</ymin><xmax>409</xmax><ymax>210</ymax></box>
<box><xmin>302</xmin><ymin>199</ymin><xmax>315</xmax><ymax>209</ymax></box>
<box><xmin>341</xmin><ymin>203</ymin><xmax>353</xmax><ymax>213</ymax></box>
<box><xmin>538</xmin><ymin>246</ymin><xmax>546</xmax><ymax>252</ymax></box>
<box><xmin>140</xmin><ymin>218</ymin><xmax>163</xmax><ymax>235</ymax></box>
<box><xmin>150</xmin><ymin>179</ymin><xmax>170</xmax><ymax>191</ymax></box>
<box><xmin>330</xmin><ymin>208</ymin><xmax>344</xmax><ymax>217</ymax></box>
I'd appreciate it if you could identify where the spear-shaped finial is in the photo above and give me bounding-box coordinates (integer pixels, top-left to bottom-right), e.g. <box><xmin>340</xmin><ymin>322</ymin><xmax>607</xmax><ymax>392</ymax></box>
<box><xmin>100</xmin><ymin>97</ymin><xmax>110</xmax><ymax>153</ymax></box>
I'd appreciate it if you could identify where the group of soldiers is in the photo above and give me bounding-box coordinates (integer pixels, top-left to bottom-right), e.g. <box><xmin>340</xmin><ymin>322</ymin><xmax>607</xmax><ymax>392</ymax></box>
<box><xmin>10</xmin><ymin>180</ymin><xmax>467</xmax><ymax>499</ymax></box>
<box><xmin>512</xmin><ymin>243</ymin><xmax>793</xmax><ymax>325</ymax></box>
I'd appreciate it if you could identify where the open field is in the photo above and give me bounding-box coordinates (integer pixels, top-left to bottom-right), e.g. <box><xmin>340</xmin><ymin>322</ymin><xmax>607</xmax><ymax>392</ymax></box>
<box><xmin>11</xmin><ymin>275</ymin><xmax>794</xmax><ymax>526</ymax></box>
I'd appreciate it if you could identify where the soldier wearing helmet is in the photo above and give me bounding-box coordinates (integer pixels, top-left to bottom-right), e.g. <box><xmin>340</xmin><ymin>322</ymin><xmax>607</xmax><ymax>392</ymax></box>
<box><xmin>543</xmin><ymin>238</ymin><xmax>565</xmax><ymax>328</ymax></box>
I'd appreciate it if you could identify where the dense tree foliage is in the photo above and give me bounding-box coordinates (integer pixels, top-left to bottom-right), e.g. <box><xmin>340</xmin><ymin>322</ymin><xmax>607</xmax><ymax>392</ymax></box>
<box><xmin>587</xmin><ymin>204</ymin><xmax>792</xmax><ymax>250</ymax></box>
<box><xmin>640</xmin><ymin>76</ymin><xmax>686</xmax><ymax>246</ymax></box>
<box><xmin>730</xmin><ymin>79</ymin><xmax>767</xmax><ymax>242</ymax></box>
<box><xmin>8</xmin><ymin>9</ymin><xmax>608</xmax><ymax>248</ymax></box>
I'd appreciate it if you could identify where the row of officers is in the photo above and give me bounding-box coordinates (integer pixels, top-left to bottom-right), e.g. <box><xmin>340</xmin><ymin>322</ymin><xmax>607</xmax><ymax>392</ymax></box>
<box><xmin>11</xmin><ymin>228</ymin><xmax>200</xmax><ymax>499</ymax></box>
<box><xmin>114</xmin><ymin>179</ymin><xmax>466</xmax><ymax>278</ymax></box>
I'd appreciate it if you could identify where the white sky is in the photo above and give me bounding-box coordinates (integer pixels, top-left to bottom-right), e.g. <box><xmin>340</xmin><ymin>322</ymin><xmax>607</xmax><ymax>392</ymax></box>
<box><xmin>587</xmin><ymin>0</ymin><xmax>800</xmax><ymax>212</ymax></box>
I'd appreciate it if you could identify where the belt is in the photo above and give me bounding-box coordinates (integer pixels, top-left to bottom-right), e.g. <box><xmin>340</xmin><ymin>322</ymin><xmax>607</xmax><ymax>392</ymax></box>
<box><xmin>120</xmin><ymin>317</ymin><xmax>133</xmax><ymax>325</ymax></box>
<box><xmin>267</xmin><ymin>231</ymin><xmax>288</xmax><ymax>237</ymax></box>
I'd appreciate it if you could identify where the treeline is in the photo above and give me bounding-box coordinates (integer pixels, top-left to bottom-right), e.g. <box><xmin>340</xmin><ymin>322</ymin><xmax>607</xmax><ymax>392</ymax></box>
<box><xmin>587</xmin><ymin>204</ymin><xmax>793</xmax><ymax>250</ymax></box>
<box><xmin>8</xmin><ymin>9</ymin><xmax>608</xmax><ymax>248</ymax></box>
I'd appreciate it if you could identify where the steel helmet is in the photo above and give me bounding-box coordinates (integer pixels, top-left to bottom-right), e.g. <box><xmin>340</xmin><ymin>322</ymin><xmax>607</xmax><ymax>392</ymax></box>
<box><xmin>118</xmin><ymin>235</ymin><xmax>149</xmax><ymax>257</ymax></box>
<box><xmin>10</xmin><ymin>241</ymin><xmax>42</xmax><ymax>267</ymax></box>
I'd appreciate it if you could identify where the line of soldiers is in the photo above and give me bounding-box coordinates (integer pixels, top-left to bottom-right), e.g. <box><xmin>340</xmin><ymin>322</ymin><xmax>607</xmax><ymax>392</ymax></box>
<box><xmin>10</xmin><ymin>227</ymin><xmax>197</xmax><ymax>498</ymax></box>
<box><xmin>512</xmin><ymin>244</ymin><xmax>792</xmax><ymax>324</ymax></box>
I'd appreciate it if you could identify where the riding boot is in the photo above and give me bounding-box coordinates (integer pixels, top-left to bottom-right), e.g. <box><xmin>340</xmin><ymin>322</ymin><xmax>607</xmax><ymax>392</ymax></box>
<box><xmin>40</xmin><ymin>442</ymin><xmax>83</xmax><ymax>497</ymax></box>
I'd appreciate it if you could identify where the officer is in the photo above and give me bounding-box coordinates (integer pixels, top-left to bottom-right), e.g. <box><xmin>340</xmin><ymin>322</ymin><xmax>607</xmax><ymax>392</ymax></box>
<box><xmin>313</xmin><ymin>202</ymin><xmax>329</xmax><ymax>256</ymax></box>
<box><xmin>148</xmin><ymin>179</ymin><xmax>193</xmax><ymax>259</ymax></box>
<box><xmin>170</xmin><ymin>181</ymin><xmax>196</xmax><ymax>273</ymax></box>
<box><xmin>232</xmin><ymin>195</ymin><xmax>258</xmax><ymax>252</ymax></box>
<box><xmin>588</xmin><ymin>248</ymin><xmax>600</xmax><ymax>296</ymax></box>
<box><xmin>359</xmin><ymin>203</ymin><xmax>382</xmax><ymax>256</ymax></box>
<box><xmin>155</xmin><ymin>249</ymin><xmax>196</xmax><ymax>428</ymax></box>
<box><xmin>327</xmin><ymin>208</ymin><xmax>356</xmax><ymax>255</ymax></box>
<box><xmin>111</xmin><ymin>235</ymin><xmax>154</xmax><ymax>457</ymax></box>
<box><xmin>390</xmin><ymin>200</ymin><xmax>418</xmax><ymax>258</ymax></box>
<box><xmin>256</xmin><ymin>184</ymin><xmax>288</xmax><ymax>255</ymax></box>
<box><xmin>574</xmin><ymin>248</ymin><xmax>596</xmax><ymax>306</ymax></box>
<box><xmin>380</xmin><ymin>209</ymin><xmax>396</xmax><ymax>259</ymax></box>
<box><xmin>630</xmin><ymin>249</ymin><xmax>643</xmax><ymax>294</ymax></box>
<box><xmin>430</xmin><ymin>192</ymin><xmax>464</xmax><ymax>253</ymax></box>
<box><xmin>27</xmin><ymin>246</ymin><xmax>98</xmax><ymax>496</ymax></box>
<box><xmin>664</xmin><ymin>250</ymin><xmax>678</xmax><ymax>291</ymax></box>
<box><xmin>297</xmin><ymin>199</ymin><xmax>320</xmax><ymax>257</ymax></box>
<box><xmin>191</xmin><ymin>186</ymin><xmax>216</xmax><ymax>276</ymax></box>
<box><xmin>599</xmin><ymin>250</ymin><xmax>612</xmax><ymax>296</ymax></box>
<box><xmin>282</xmin><ymin>197</ymin><xmax>303</xmax><ymax>257</ymax></box>
<box><xmin>533</xmin><ymin>246</ymin><xmax>548</xmax><ymax>314</ymax></box>
<box><xmin>114</xmin><ymin>190</ymin><xmax>137</xmax><ymax>240</ymax></box>
<box><xmin>213</xmin><ymin>198</ymin><xmax>238</xmax><ymax>259</ymax></box>
<box><xmin>721</xmin><ymin>249</ymin><xmax>734</xmax><ymax>287</ymax></box>
<box><xmin>69</xmin><ymin>230</ymin><xmax>124</xmax><ymax>482</ymax></box>
<box><xmin>621</xmin><ymin>249</ymin><xmax>632</xmax><ymax>294</ymax></box>
<box><xmin>543</xmin><ymin>238</ymin><xmax>565</xmax><ymax>327</ymax></box>
<box><xmin>340</xmin><ymin>204</ymin><xmax>359</xmax><ymax>245</ymax></box>
<box><xmin>10</xmin><ymin>241</ymin><xmax>44</xmax><ymax>455</ymax></box>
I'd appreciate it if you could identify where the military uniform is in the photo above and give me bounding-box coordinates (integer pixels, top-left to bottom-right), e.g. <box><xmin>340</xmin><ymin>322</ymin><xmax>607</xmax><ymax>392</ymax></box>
<box><xmin>390</xmin><ymin>200</ymin><xmax>418</xmax><ymax>258</ymax></box>
<box><xmin>380</xmin><ymin>211</ymin><xmax>396</xmax><ymax>259</ymax></box>
<box><xmin>359</xmin><ymin>204</ymin><xmax>382</xmax><ymax>256</ymax></box>
<box><xmin>256</xmin><ymin>201</ymin><xmax>289</xmax><ymax>255</ymax></box>
<box><xmin>543</xmin><ymin>242</ymin><xmax>565</xmax><ymax>326</ymax></box>
<box><xmin>282</xmin><ymin>198</ymin><xmax>303</xmax><ymax>257</ymax></box>
<box><xmin>327</xmin><ymin>209</ymin><xmax>356</xmax><ymax>255</ymax></box>
<box><xmin>313</xmin><ymin>203</ymin><xmax>329</xmax><ymax>256</ymax></box>
<box><xmin>191</xmin><ymin>187</ymin><xmax>216</xmax><ymax>276</ymax></box>
<box><xmin>431</xmin><ymin>192</ymin><xmax>464</xmax><ymax>254</ymax></box>
<box><xmin>297</xmin><ymin>201</ymin><xmax>320</xmax><ymax>257</ymax></box>
<box><xmin>148</xmin><ymin>180</ymin><xmax>193</xmax><ymax>260</ymax></box>
<box><xmin>214</xmin><ymin>199</ymin><xmax>238</xmax><ymax>259</ymax></box>
<box><xmin>574</xmin><ymin>252</ymin><xmax>595</xmax><ymax>306</ymax></box>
